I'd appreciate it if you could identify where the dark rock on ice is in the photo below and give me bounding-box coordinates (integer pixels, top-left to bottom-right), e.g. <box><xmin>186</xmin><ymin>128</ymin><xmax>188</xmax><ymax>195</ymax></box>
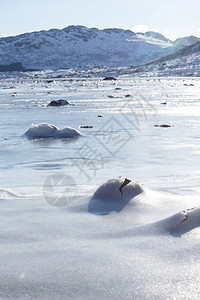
<box><xmin>103</xmin><ymin>77</ymin><xmax>117</xmax><ymax>81</ymax></box>
<box><xmin>184</xmin><ymin>83</ymin><xmax>194</xmax><ymax>86</ymax></box>
<box><xmin>47</xmin><ymin>99</ymin><xmax>72</xmax><ymax>106</ymax></box>
<box><xmin>154</xmin><ymin>124</ymin><xmax>173</xmax><ymax>128</ymax></box>
<box><xmin>80</xmin><ymin>126</ymin><xmax>93</xmax><ymax>128</ymax></box>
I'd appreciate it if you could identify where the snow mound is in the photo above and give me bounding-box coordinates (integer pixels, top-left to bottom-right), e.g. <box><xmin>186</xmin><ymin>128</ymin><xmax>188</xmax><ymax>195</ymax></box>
<box><xmin>152</xmin><ymin>207</ymin><xmax>200</xmax><ymax>236</ymax></box>
<box><xmin>88</xmin><ymin>178</ymin><xmax>144</xmax><ymax>215</ymax></box>
<box><xmin>93</xmin><ymin>178</ymin><xmax>144</xmax><ymax>200</ymax></box>
<box><xmin>24</xmin><ymin>123</ymin><xmax>82</xmax><ymax>139</ymax></box>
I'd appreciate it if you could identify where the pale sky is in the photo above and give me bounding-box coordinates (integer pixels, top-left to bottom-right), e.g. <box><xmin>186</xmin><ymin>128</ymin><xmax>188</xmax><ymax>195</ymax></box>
<box><xmin>0</xmin><ymin>0</ymin><xmax>200</xmax><ymax>40</ymax></box>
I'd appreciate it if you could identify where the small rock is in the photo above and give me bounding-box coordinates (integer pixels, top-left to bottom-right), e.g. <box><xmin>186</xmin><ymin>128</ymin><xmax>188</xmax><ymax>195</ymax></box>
<box><xmin>47</xmin><ymin>99</ymin><xmax>71</xmax><ymax>107</ymax></box>
<box><xmin>184</xmin><ymin>83</ymin><xmax>194</xmax><ymax>86</ymax></box>
<box><xmin>119</xmin><ymin>178</ymin><xmax>132</xmax><ymax>197</ymax></box>
<box><xmin>103</xmin><ymin>77</ymin><xmax>117</xmax><ymax>81</ymax></box>
<box><xmin>80</xmin><ymin>126</ymin><xmax>93</xmax><ymax>129</ymax></box>
<box><xmin>154</xmin><ymin>124</ymin><xmax>173</xmax><ymax>128</ymax></box>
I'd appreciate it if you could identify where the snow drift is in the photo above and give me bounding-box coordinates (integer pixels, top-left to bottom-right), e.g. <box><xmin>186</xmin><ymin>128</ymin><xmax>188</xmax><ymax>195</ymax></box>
<box><xmin>88</xmin><ymin>178</ymin><xmax>144</xmax><ymax>215</ymax></box>
<box><xmin>24</xmin><ymin>123</ymin><xmax>82</xmax><ymax>139</ymax></box>
<box><xmin>150</xmin><ymin>207</ymin><xmax>200</xmax><ymax>236</ymax></box>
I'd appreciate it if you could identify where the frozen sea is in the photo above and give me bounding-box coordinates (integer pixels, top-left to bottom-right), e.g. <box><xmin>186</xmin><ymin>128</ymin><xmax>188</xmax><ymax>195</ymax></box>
<box><xmin>1</xmin><ymin>70</ymin><xmax>200</xmax><ymax>299</ymax></box>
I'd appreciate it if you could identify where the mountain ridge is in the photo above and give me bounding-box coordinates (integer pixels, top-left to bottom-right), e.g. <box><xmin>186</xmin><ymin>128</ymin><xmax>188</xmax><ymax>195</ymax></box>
<box><xmin>0</xmin><ymin>25</ymin><xmax>199</xmax><ymax>71</ymax></box>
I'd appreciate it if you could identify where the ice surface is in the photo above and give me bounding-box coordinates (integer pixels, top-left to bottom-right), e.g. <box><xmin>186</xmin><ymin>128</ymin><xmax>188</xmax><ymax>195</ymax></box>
<box><xmin>1</xmin><ymin>72</ymin><xmax>200</xmax><ymax>299</ymax></box>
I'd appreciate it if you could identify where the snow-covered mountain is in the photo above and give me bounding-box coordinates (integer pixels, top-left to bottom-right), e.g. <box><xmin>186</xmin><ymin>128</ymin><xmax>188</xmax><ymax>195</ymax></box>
<box><xmin>173</xmin><ymin>35</ymin><xmax>200</xmax><ymax>49</ymax></box>
<box><xmin>137</xmin><ymin>40</ymin><xmax>200</xmax><ymax>76</ymax></box>
<box><xmin>0</xmin><ymin>25</ymin><xmax>199</xmax><ymax>70</ymax></box>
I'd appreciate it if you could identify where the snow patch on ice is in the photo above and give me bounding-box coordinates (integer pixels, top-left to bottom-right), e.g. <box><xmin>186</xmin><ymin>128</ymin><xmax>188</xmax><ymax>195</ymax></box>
<box><xmin>24</xmin><ymin>123</ymin><xmax>82</xmax><ymax>139</ymax></box>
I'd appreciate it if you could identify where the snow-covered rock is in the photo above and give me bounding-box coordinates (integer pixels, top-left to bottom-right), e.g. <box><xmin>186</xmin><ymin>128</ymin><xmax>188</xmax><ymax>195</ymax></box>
<box><xmin>93</xmin><ymin>178</ymin><xmax>144</xmax><ymax>201</ymax></box>
<box><xmin>24</xmin><ymin>123</ymin><xmax>82</xmax><ymax>139</ymax></box>
<box><xmin>88</xmin><ymin>178</ymin><xmax>144</xmax><ymax>215</ymax></box>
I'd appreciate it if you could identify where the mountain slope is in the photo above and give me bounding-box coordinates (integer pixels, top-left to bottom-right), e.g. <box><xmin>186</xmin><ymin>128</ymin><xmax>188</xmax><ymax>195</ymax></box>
<box><xmin>0</xmin><ymin>26</ymin><xmax>198</xmax><ymax>70</ymax></box>
<box><xmin>138</xmin><ymin>40</ymin><xmax>200</xmax><ymax>75</ymax></box>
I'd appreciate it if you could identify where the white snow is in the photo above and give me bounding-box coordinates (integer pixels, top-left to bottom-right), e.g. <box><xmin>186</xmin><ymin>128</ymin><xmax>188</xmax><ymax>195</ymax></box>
<box><xmin>150</xmin><ymin>207</ymin><xmax>200</xmax><ymax>235</ymax></box>
<box><xmin>93</xmin><ymin>177</ymin><xmax>144</xmax><ymax>201</ymax></box>
<box><xmin>1</xmin><ymin>73</ymin><xmax>200</xmax><ymax>299</ymax></box>
<box><xmin>24</xmin><ymin>123</ymin><xmax>82</xmax><ymax>139</ymax></box>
